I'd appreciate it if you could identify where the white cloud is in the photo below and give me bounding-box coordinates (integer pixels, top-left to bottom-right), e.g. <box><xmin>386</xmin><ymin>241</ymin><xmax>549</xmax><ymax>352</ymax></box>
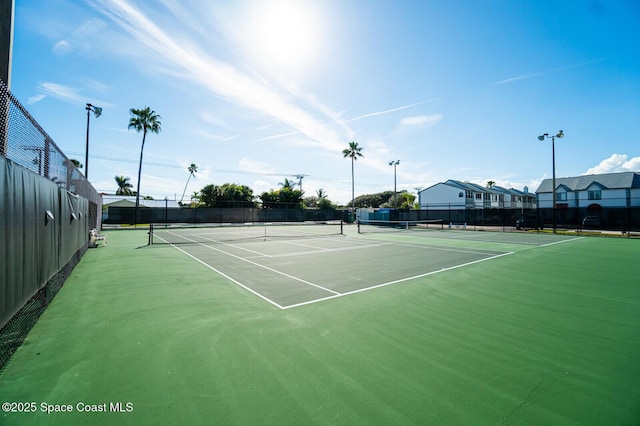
<box><xmin>583</xmin><ymin>154</ymin><xmax>640</xmax><ymax>175</ymax></box>
<box><xmin>252</xmin><ymin>179</ymin><xmax>272</xmax><ymax>194</ymax></box>
<box><xmin>27</xmin><ymin>94</ymin><xmax>46</xmax><ymax>104</ymax></box>
<box><xmin>194</xmin><ymin>129</ymin><xmax>240</xmax><ymax>141</ymax></box>
<box><xmin>347</xmin><ymin>99</ymin><xmax>437</xmax><ymax>123</ymax></box>
<box><xmin>492</xmin><ymin>58</ymin><xmax>606</xmax><ymax>85</ymax></box>
<box><xmin>91</xmin><ymin>0</ymin><xmax>347</xmax><ymax>153</ymax></box>
<box><xmin>51</xmin><ymin>19</ymin><xmax>108</xmax><ymax>57</ymax></box>
<box><xmin>400</xmin><ymin>114</ymin><xmax>443</xmax><ymax>128</ymax></box>
<box><xmin>38</xmin><ymin>82</ymin><xmax>85</xmax><ymax>103</ymax></box>
<box><xmin>52</xmin><ymin>40</ymin><xmax>73</xmax><ymax>55</ymax></box>
<box><xmin>73</xmin><ymin>18</ymin><xmax>107</xmax><ymax>37</ymax></box>
<box><xmin>238</xmin><ymin>157</ymin><xmax>276</xmax><ymax>175</ymax></box>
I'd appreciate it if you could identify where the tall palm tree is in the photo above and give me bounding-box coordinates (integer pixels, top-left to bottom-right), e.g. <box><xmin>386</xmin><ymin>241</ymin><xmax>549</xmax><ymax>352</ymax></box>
<box><xmin>342</xmin><ymin>141</ymin><xmax>364</xmax><ymax>211</ymax></box>
<box><xmin>128</xmin><ymin>107</ymin><xmax>161</xmax><ymax>225</ymax></box>
<box><xmin>316</xmin><ymin>188</ymin><xmax>327</xmax><ymax>200</ymax></box>
<box><xmin>115</xmin><ymin>175</ymin><xmax>133</xmax><ymax>195</ymax></box>
<box><xmin>180</xmin><ymin>163</ymin><xmax>198</xmax><ymax>204</ymax></box>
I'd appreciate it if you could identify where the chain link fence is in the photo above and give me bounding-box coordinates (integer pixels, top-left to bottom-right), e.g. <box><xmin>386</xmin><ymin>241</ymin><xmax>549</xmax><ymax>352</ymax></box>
<box><xmin>0</xmin><ymin>80</ymin><xmax>101</xmax><ymax>219</ymax></box>
<box><xmin>1</xmin><ymin>79</ymin><xmax>102</xmax><ymax>370</ymax></box>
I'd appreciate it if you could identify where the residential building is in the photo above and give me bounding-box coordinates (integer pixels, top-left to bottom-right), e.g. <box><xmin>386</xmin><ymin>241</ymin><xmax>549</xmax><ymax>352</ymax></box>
<box><xmin>535</xmin><ymin>172</ymin><xmax>640</xmax><ymax>209</ymax></box>
<box><xmin>418</xmin><ymin>179</ymin><xmax>536</xmax><ymax>210</ymax></box>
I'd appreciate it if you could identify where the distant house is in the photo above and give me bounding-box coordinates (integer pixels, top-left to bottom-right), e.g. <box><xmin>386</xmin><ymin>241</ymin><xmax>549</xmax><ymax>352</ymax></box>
<box><xmin>418</xmin><ymin>179</ymin><xmax>536</xmax><ymax>210</ymax></box>
<box><xmin>102</xmin><ymin>195</ymin><xmax>180</xmax><ymax>208</ymax></box>
<box><xmin>101</xmin><ymin>195</ymin><xmax>180</xmax><ymax>223</ymax></box>
<box><xmin>535</xmin><ymin>172</ymin><xmax>640</xmax><ymax>209</ymax></box>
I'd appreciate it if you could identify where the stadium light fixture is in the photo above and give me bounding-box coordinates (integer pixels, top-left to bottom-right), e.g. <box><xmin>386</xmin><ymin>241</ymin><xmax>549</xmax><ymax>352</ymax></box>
<box><xmin>85</xmin><ymin>103</ymin><xmax>102</xmax><ymax>179</ymax></box>
<box><xmin>389</xmin><ymin>160</ymin><xmax>400</xmax><ymax>208</ymax></box>
<box><xmin>538</xmin><ymin>130</ymin><xmax>564</xmax><ymax>233</ymax></box>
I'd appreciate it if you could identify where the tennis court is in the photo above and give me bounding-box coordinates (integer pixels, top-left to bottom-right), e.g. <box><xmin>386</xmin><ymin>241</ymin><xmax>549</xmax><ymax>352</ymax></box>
<box><xmin>149</xmin><ymin>222</ymin><xmax>516</xmax><ymax>309</ymax></box>
<box><xmin>1</xmin><ymin>225</ymin><xmax>639</xmax><ymax>425</ymax></box>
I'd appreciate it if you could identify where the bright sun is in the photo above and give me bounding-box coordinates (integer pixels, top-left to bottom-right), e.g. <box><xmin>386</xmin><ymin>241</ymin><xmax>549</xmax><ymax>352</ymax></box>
<box><xmin>242</xmin><ymin>0</ymin><xmax>324</xmax><ymax>75</ymax></box>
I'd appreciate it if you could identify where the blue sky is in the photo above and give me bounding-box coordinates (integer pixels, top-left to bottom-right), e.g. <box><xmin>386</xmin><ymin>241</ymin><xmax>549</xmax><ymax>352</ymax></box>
<box><xmin>10</xmin><ymin>0</ymin><xmax>640</xmax><ymax>204</ymax></box>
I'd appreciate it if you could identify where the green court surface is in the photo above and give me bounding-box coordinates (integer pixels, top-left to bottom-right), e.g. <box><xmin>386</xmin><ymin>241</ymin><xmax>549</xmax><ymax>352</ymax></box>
<box><xmin>1</xmin><ymin>226</ymin><xmax>639</xmax><ymax>425</ymax></box>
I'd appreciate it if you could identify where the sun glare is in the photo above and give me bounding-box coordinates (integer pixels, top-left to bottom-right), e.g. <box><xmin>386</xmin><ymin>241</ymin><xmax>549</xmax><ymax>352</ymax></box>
<box><xmin>241</xmin><ymin>0</ymin><xmax>324</xmax><ymax>75</ymax></box>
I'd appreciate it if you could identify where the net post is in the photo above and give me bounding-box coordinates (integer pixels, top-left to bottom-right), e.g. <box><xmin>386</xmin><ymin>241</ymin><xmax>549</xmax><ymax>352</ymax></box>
<box><xmin>148</xmin><ymin>223</ymin><xmax>153</xmax><ymax>245</ymax></box>
<box><xmin>357</xmin><ymin>220</ymin><xmax>361</xmax><ymax>234</ymax></box>
<box><xmin>340</xmin><ymin>220</ymin><xmax>344</xmax><ymax>235</ymax></box>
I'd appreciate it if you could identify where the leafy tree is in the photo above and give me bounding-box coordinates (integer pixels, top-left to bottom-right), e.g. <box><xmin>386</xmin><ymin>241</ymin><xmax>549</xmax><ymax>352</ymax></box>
<box><xmin>317</xmin><ymin>197</ymin><xmax>335</xmax><ymax>210</ymax></box>
<box><xmin>303</xmin><ymin>196</ymin><xmax>319</xmax><ymax>208</ymax></box>
<box><xmin>382</xmin><ymin>191</ymin><xmax>415</xmax><ymax>209</ymax></box>
<box><xmin>199</xmin><ymin>184</ymin><xmax>220</xmax><ymax>207</ymax></box>
<box><xmin>70</xmin><ymin>159</ymin><xmax>82</xmax><ymax>169</ymax></box>
<box><xmin>128</xmin><ymin>106</ymin><xmax>162</xmax><ymax>224</ymax></box>
<box><xmin>487</xmin><ymin>180</ymin><xmax>496</xmax><ymax>188</ymax></box>
<box><xmin>303</xmin><ymin>188</ymin><xmax>336</xmax><ymax>209</ymax></box>
<box><xmin>180</xmin><ymin>163</ymin><xmax>198</xmax><ymax>204</ymax></box>
<box><xmin>399</xmin><ymin>192</ymin><xmax>416</xmax><ymax>209</ymax></box>
<box><xmin>342</xmin><ymin>141</ymin><xmax>364</xmax><ymax>211</ymax></box>
<box><xmin>279</xmin><ymin>178</ymin><xmax>296</xmax><ymax>190</ymax></box>
<box><xmin>351</xmin><ymin>191</ymin><xmax>394</xmax><ymax>209</ymax></box>
<box><xmin>115</xmin><ymin>175</ymin><xmax>133</xmax><ymax>195</ymax></box>
<box><xmin>190</xmin><ymin>191</ymin><xmax>202</xmax><ymax>208</ymax></box>
<box><xmin>199</xmin><ymin>183</ymin><xmax>255</xmax><ymax>207</ymax></box>
<box><xmin>260</xmin><ymin>184</ymin><xmax>304</xmax><ymax>208</ymax></box>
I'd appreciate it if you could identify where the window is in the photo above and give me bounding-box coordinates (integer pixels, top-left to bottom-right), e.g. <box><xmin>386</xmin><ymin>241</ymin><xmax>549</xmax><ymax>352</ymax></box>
<box><xmin>458</xmin><ymin>192</ymin><xmax>464</xmax><ymax>198</ymax></box>
<box><xmin>475</xmin><ymin>193</ymin><xmax>482</xmax><ymax>200</ymax></box>
<box><xmin>555</xmin><ymin>192</ymin><xmax>567</xmax><ymax>201</ymax></box>
<box><xmin>466</xmin><ymin>190</ymin><xmax>473</xmax><ymax>199</ymax></box>
<box><xmin>588</xmin><ymin>190</ymin><xmax>601</xmax><ymax>200</ymax></box>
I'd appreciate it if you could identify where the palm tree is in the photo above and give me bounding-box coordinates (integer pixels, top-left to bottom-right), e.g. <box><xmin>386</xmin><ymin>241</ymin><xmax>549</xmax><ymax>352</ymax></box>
<box><xmin>128</xmin><ymin>107</ymin><xmax>162</xmax><ymax>225</ymax></box>
<box><xmin>115</xmin><ymin>175</ymin><xmax>133</xmax><ymax>195</ymax></box>
<box><xmin>487</xmin><ymin>180</ymin><xmax>496</xmax><ymax>188</ymax></box>
<box><xmin>342</xmin><ymin>141</ymin><xmax>364</xmax><ymax>211</ymax></box>
<box><xmin>180</xmin><ymin>163</ymin><xmax>198</xmax><ymax>204</ymax></box>
<box><xmin>316</xmin><ymin>188</ymin><xmax>327</xmax><ymax>200</ymax></box>
<box><xmin>279</xmin><ymin>178</ymin><xmax>296</xmax><ymax>190</ymax></box>
<box><xmin>190</xmin><ymin>191</ymin><xmax>201</xmax><ymax>208</ymax></box>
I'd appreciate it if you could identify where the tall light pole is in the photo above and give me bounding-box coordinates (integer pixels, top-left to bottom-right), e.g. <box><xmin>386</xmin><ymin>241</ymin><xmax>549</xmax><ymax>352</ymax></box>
<box><xmin>85</xmin><ymin>103</ymin><xmax>102</xmax><ymax>178</ymax></box>
<box><xmin>389</xmin><ymin>160</ymin><xmax>400</xmax><ymax>208</ymax></box>
<box><xmin>538</xmin><ymin>130</ymin><xmax>564</xmax><ymax>233</ymax></box>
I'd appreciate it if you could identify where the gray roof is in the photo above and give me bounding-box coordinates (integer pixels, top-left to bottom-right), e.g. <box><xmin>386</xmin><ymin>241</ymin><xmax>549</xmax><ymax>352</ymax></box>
<box><xmin>535</xmin><ymin>172</ymin><xmax>640</xmax><ymax>193</ymax></box>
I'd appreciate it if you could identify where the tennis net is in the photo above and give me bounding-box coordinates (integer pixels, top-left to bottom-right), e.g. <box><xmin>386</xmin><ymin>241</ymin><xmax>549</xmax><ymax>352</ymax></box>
<box><xmin>149</xmin><ymin>220</ymin><xmax>344</xmax><ymax>244</ymax></box>
<box><xmin>357</xmin><ymin>219</ymin><xmax>444</xmax><ymax>234</ymax></box>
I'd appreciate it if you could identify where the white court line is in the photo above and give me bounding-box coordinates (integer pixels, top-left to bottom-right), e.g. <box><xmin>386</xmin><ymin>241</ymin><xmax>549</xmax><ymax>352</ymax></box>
<box><xmin>156</xmin><ymin>232</ymin><xmax>340</xmax><ymax>296</ymax></box>
<box><xmin>245</xmin><ymin>242</ymin><xmax>389</xmax><ymax>259</ymax></box>
<box><xmin>382</xmin><ymin>240</ymin><xmax>504</xmax><ymax>256</ymax></box>
<box><xmin>216</xmin><ymin>237</ymin><xmax>369</xmax><ymax>258</ymax></box>
<box><xmin>165</xmin><ymin>242</ymin><xmax>285</xmax><ymax>309</ymax></box>
<box><xmin>157</xmin><ymin>232</ymin><xmax>520</xmax><ymax>310</ymax></box>
<box><xmin>282</xmin><ymin>251</ymin><xmax>515</xmax><ymax>309</ymax></box>
<box><xmin>540</xmin><ymin>236</ymin><xmax>584</xmax><ymax>247</ymax></box>
<box><xmin>201</xmin><ymin>244</ymin><xmax>340</xmax><ymax>295</ymax></box>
